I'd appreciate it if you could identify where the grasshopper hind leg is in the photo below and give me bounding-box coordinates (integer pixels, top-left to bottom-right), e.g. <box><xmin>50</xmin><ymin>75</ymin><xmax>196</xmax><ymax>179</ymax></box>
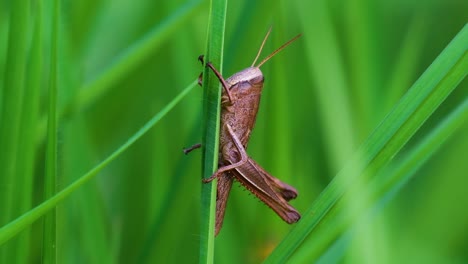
<box><xmin>203</xmin><ymin>124</ymin><xmax>248</xmax><ymax>183</ymax></box>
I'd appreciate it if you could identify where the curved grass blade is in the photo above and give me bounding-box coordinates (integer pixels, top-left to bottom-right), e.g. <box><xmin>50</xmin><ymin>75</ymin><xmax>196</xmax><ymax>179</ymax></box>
<box><xmin>0</xmin><ymin>80</ymin><xmax>197</xmax><ymax>246</ymax></box>
<box><xmin>265</xmin><ymin>24</ymin><xmax>468</xmax><ymax>263</ymax></box>
<box><xmin>37</xmin><ymin>0</ymin><xmax>203</xmax><ymax>141</ymax></box>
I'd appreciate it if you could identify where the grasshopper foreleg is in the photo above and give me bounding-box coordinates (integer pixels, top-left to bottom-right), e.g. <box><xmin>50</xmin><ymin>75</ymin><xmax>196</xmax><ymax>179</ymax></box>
<box><xmin>183</xmin><ymin>143</ymin><xmax>202</xmax><ymax>155</ymax></box>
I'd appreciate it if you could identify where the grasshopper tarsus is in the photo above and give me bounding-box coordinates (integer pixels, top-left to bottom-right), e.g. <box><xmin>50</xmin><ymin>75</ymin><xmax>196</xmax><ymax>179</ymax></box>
<box><xmin>183</xmin><ymin>143</ymin><xmax>202</xmax><ymax>155</ymax></box>
<box><xmin>202</xmin><ymin>174</ymin><xmax>217</xmax><ymax>183</ymax></box>
<box><xmin>197</xmin><ymin>72</ymin><xmax>203</xmax><ymax>86</ymax></box>
<box><xmin>285</xmin><ymin>211</ymin><xmax>301</xmax><ymax>223</ymax></box>
<box><xmin>198</xmin><ymin>55</ymin><xmax>205</xmax><ymax>86</ymax></box>
<box><xmin>198</xmin><ymin>54</ymin><xmax>204</xmax><ymax>65</ymax></box>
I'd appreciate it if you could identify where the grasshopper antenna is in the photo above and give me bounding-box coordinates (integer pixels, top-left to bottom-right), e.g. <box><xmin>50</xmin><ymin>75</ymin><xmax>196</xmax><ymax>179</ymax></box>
<box><xmin>251</xmin><ymin>26</ymin><xmax>273</xmax><ymax>67</ymax></box>
<box><xmin>256</xmin><ymin>33</ymin><xmax>302</xmax><ymax>68</ymax></box>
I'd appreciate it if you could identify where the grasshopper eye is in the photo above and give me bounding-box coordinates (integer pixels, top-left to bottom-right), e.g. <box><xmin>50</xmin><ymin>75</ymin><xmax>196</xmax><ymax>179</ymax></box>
<box><xmin>250</xmin><ymin>75</ymin><xmax>264</xmax><ymax>84</ymax></box>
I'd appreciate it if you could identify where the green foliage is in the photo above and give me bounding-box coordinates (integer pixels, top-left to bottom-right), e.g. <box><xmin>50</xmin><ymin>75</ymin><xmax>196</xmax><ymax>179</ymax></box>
<box><xmin>266</xmin><ymin>25</ymin><xmax>468</xmax><ymax>263</ymax></box>
<box><xmin>0</xmin><ymin>0</ymin><xmax>466</xmax><ymax>263</ymax></box>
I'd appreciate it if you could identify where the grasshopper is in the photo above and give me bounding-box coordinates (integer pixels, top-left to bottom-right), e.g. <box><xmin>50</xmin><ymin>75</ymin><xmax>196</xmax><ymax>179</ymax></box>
<box><xmin>188</xmin><ymin>28</ymin><xmax>301</xmax><ymax>236</ymax></box>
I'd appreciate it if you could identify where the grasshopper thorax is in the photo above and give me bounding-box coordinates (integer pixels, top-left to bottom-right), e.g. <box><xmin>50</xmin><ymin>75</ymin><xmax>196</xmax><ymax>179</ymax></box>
<box><xmin>226</xmin><ymin>67</ymin><xmax>264</xmax><ymax>86</ymax></box>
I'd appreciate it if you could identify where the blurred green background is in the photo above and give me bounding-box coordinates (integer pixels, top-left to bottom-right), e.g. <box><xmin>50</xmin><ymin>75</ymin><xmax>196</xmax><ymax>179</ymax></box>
<box><xmin>0</xmin><ymin>0</ymin><xmax>467</xmax><ymax>263</ymax></box>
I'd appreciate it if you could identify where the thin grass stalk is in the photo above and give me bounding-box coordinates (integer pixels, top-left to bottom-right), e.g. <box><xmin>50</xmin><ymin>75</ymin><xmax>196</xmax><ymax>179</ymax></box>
<box><xmin>42</xmin><ymin>0</ymin><xmax>60</xmax><ymax>262</ymax></box>
<box><xmin>199</xmin><ymin>0</ymin><xmax>227</xmax><ymax>263</ymax></box>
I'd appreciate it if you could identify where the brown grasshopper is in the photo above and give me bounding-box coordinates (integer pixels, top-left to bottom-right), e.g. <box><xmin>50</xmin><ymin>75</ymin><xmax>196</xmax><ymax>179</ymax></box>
<box><xmin>187</xmin><ymin>28</ymin><xmax>301</xmax><ymax>236</ymax></box>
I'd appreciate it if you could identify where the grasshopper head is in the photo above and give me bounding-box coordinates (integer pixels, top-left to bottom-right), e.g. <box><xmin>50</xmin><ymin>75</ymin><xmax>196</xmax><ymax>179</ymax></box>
<box><xmin>226</xmin><ymin>67</ymin><xmax>264</xmax><ymax>86</ymax></box>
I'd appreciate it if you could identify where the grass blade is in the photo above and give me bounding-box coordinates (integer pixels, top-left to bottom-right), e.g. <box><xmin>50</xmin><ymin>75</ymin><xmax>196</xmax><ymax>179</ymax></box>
<box><xmin>0</xmin><ymin>80</ymin><xmax>197</xmax><ymax>246</ymax></box>
<box><xmin>199</xmin><ymin>0</ymin><xmax>227</xmax><ymax>262</ymax></box>
<box><xmin>288</xmin><ymin>97</ymin><xmax>468</xmax><ymax>263</ymax></box>
<box><xmin>0</xmin><ymin>1</ymin><xmax>30</xmax><ymax>261</ymax></box>
<box><xmin>10</xmin><ymin>1</ymin><xmax>44</xmax><ymax>262</ymax></box>
<box><xmin>383</xmin><ymin>16</ymin><xmax>428</xmax><ymax>112</ymax></box>
<box><xmin>0</xmin><ymin>0</ymin><xmax>29</xmax><ymax>227</ymax></box>
<box><xmin>42</xmin><ymin>0</ymin><xmax>60</xmax><ymax>263</ymax></box>
<box><xmin>374</xmin><ymin>98</ymin><xmax>468</xmax><ymax>207</ymax></box>
<box><xmin>0</xmin><ymin>0</ymin><xmax>30</xmax><ymax>263</ymax></box>
<box><xmin>265</xmin><ymin>24</ymin><xmax>468</xmax><ymax>263</ymax></box>
<box><xmin>296</xmin><ymin>0</ymin><xmax>356</xmax><ymax>169</ymax></box>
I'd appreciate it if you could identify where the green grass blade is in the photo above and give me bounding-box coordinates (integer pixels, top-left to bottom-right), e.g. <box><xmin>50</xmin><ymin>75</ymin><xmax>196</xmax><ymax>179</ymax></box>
<box><xmin>199</xmin><ymin>0</ymin><xmax>227</xmax><ymax>263</ymax></box>
<box><xmin>297</xmin><ymin>0</ymin><xmax>356</xmax><ymax>169</ymax></box>
<box><xmin>375</xmin><ymin>97</ymin><xmax>468</xmax><ymax>205</ymax></box>
<box><xmin>42</xmin><ymin>0</ymin><xmax>59</xmax><ymax>263</ymax></box>
<box><xmin>11</xmin><ymin>1</ymin><xmax>43</xmax><ymax>262</ymax></box>
<box><xmin>265</xmin><ymin>24</ymin><xmax>468</xmax><ymax>263</ymax></box>
<box><xmin>288</xmin><ymin>97</ymin><xmax>468</xmax><ymax>263</ymax></box>
<box><xmin>0</xmin><ymin>80</ymin><xmax>197</xmax><ymax>246</ymax></box>
<box><xmin>383</xmin><ymin>16</ymin><xmax>427</xmax><ymax>112</ymax></box>
<box><xmin>0</xmin><ymin>1</ymin><xmax>30</xmax><ymax>261</ymax></box>
<box><xmin>344</xmin><ymin>0</ymin><xmax>380</xmax><ymax>133</ymax></box>
<box><xmin>0</xmin><ymin>0</ymin><xmax>29</xmax><ymax>227</ymax></box>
